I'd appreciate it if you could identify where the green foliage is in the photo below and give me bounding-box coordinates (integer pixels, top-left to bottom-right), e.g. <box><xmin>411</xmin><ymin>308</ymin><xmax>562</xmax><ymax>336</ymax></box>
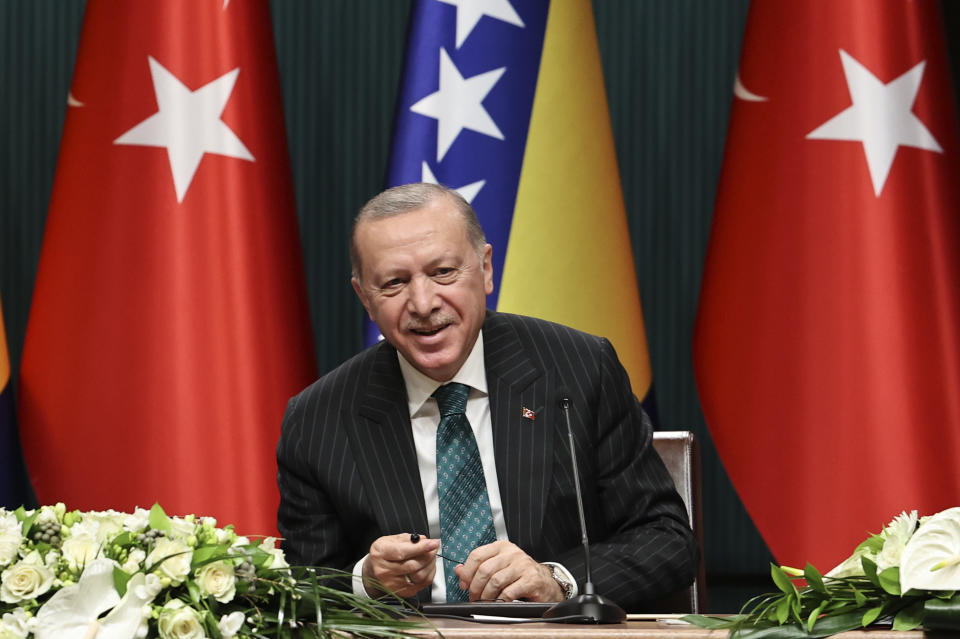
<box><xmin>682</xmin><ymin>563</ymin><xmax>960</xmax><ymax>638</ymax></box>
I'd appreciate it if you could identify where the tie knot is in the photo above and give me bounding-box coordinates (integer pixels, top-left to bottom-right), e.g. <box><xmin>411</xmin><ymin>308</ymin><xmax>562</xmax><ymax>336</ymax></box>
<box><xmin>433</xmin><ymin>382</ymin><xmax>469</xmax><ymax>416</ymax></box>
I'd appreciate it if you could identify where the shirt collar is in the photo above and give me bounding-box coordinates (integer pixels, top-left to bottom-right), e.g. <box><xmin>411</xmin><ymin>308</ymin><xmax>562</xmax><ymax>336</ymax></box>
<box><xmin>397</xmin><ymin>330</ymin><xmax>488</xmax><ymax>417</ymax></box>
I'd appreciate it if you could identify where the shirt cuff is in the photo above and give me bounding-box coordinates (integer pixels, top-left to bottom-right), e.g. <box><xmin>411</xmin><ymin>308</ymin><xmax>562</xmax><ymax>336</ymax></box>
<box><xmin>542</xmin><ymin>561</ymin><xmax>579</xmax><ymax>598</ymax></box>
<box><xmin>352</xmin><ymin>555</ymin><xmax>373</xmax><ymax>598</ymax></box>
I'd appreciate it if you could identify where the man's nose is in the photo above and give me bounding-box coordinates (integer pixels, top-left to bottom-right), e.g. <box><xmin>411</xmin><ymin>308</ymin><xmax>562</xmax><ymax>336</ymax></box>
<box><xmin>407</xmin><ymin>276</ymin><xmax>440</xmax><ymax>316</ymax></box>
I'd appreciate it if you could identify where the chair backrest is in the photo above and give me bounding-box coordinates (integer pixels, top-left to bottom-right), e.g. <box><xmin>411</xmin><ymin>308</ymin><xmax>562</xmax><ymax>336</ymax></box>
<box><xmin>650</xmin><ymin>430</ymin><xmax>706</xmax><ymax>614</ymax></box>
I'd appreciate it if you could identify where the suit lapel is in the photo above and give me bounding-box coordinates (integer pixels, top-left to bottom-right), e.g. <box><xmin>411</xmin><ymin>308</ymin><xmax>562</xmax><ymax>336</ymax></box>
<box><xmin>483</xmin><ymin>312</ymin><xmax>553</xmax><ymax>551</ymax></box>
<box><xmin>350</xmin><ymin>344</ymin><xmax>429</xmax><ymax>536</ymax></box>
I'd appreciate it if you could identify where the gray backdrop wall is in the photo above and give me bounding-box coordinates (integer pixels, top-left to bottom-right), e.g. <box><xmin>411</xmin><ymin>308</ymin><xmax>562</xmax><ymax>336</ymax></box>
<box><xmin>5</xmin><ymin>0</ymin><xmax>958</xmax><ymax>612</ymax></box>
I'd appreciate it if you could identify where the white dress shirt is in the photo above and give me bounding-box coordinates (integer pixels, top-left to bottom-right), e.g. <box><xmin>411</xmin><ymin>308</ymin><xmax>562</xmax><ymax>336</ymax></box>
<box><xmin>353</xmin><ymin>331</ymin><xmax>576</xmax><ymax>601</ymax></box>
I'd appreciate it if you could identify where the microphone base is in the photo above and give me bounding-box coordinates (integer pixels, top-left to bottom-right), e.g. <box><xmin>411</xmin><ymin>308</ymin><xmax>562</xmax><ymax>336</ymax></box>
<box><xmin>542</xmin><ymin>593</ymin><xmax>626</xmax><ymax>624</ymax></box>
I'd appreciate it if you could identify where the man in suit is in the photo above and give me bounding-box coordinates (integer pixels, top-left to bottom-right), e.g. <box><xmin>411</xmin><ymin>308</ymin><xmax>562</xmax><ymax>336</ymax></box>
<box><xmin>277</xmin><ymin>183</ymin><xmax>698</xmax><ymax>609</ymax></box>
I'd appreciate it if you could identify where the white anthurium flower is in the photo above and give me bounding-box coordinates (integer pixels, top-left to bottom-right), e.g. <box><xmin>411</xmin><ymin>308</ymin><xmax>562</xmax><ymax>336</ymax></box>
<box><xmin>34</xmin><ymin>559</ymin><xmax>162</xmax><ymax>639</ymax></box>
<box><xmin>900</xmin><ymin>508</ymin><xmax>960</xmax><ymax>592</ymax></box>
<box><xmin>33</xmin><ymin>558</ymin><xmax>120</xmax><ymax>639</ymax></box>
<box><xmin>94</xmin><ymin>572</ymin><xmax>162</xmax><ymax>639</ymax></box>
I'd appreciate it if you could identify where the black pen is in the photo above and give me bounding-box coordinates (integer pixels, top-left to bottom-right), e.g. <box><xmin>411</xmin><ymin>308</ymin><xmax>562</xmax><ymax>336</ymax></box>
<box><xmin>410</xmin><ymin>533</ymin><xmax>464</xmax><ymax>564</ymax></box>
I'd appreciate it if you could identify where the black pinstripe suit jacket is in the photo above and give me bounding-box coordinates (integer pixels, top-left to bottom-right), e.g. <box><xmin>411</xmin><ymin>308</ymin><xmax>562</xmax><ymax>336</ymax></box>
<box><xmin>276</xmin><ymin>311</ymin><xmax>698</xmax><ymax>610</ymax></box>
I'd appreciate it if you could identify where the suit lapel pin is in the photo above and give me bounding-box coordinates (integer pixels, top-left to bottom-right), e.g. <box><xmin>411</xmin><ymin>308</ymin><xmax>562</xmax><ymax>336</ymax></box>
<box><xmin>522</xmin><ymin>407</ymin><xmax>535</xmax><ymax>420</ymax></box>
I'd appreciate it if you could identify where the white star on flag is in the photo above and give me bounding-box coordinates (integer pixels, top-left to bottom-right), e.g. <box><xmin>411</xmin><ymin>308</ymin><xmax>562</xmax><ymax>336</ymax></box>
<box><xmin>421</xmin><ymin>161</ymin><xmax>485</xmax><ymax>203</ymax></box>
<box><xmin>409</xmin><ymin>48</ymin><xmax>505</xmax><ymax>162</ymax></box>
<box><xmin>807</xmin><ymin>49</ymin><xmax>942</xmax><ymax>197</ymax></box>
<box><xmin>114</xmin><ymin>56</ymin><xmax>255</xmax><ymax>203</ymax></box>
<box><xmin>436</xmin><ymin>0</ymin><xmax>525</xmax><ymax>49</ymax></box>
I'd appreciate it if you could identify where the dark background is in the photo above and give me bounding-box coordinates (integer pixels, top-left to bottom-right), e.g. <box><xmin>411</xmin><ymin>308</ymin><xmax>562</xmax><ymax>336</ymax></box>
<box><xmin>3</xmin><ymin>1</ymin><xmax>959</xmax><ymax>612</ymax></box>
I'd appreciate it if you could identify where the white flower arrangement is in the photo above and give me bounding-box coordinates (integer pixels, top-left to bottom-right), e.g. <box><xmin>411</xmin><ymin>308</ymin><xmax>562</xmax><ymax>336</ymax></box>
<box><xmin>686</xmin><ymin>507</ymin><xmax>960</xmax><ymax>637</ymax></box>
<box><xmin>0</xmin><ymin>503</ymin><xmax>421</xmax><ymax>639</ymax></box>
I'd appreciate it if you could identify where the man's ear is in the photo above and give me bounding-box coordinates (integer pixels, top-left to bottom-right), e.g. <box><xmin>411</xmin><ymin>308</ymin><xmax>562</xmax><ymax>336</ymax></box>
<box><xmin>351</xmin><ymin>277</ymin><xmax>374</xmax><ymax>320</ymax></box>
<box><xmin>482</xmin><ymin>244</ymin><xmax>494</xmax><ymax>295</ymax></box>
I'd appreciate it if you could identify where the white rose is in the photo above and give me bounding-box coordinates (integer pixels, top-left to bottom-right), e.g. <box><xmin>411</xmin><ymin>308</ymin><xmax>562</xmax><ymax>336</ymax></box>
<box><xmin>60</xmin><ymin>533</ymin><xmax>103</xmax><ymax>572</ymax></box>
<box><xmin>167</xmin><ymin>517</ymin><xmax>195</xmax><ymax>540</ymax></box>
<box><xmin>196</xmin><ymin>560</ymin><xmax>236</xmax><ymax>603</ymax></box>
<box><xmin>88</xmin><ymin>512</ymin><xmax>124</xmax><ymax>543</ymax></box>
<box><xmin>123</xmin><ymin>508</ymin><xmax>151</xmax><ymax>533</ymax></box>
<box><xmin>157</xmin><ymin>600</ymin><xmax>205</xmax><ymax>639</ymax></box>
<box><xmin>146</xmin><ymin>539</ymin><xmax>193</xmax><ymax>585</ymax></box>
<box><xmin>0</xmin><ymin>608</ymin><xmax>32</xmax><ymax>639</ymax></box>
<box><xmin>0</xmin><ymin>552</ymin><xmax>55</xmax><ymax>603</ymax></box>
<box><xmin>218</xmin><ymin>611</ymin><xmax>245</xmax><ymax>638</ymax></box>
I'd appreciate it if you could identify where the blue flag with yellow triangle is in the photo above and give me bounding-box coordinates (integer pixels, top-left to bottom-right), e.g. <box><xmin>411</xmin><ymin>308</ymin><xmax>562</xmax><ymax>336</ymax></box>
<box><xmin>378</xmin><ymin>0</ymin><xmax>655</xmax><ymax>405</ymax></box>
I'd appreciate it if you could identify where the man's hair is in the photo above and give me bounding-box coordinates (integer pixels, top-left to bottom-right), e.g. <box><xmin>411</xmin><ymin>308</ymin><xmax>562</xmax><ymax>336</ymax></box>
<box><xmin>350</xmin><ymin>182</ymin><xmax>487</xmax><ymax>280</ymax></box>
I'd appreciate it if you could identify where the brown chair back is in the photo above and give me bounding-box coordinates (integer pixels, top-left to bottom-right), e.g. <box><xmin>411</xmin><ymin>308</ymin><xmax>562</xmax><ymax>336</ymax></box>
<box><xmin>650</xmin><ymin>430</ymin><xmax>706</xmax><ymax>613</ymax></box>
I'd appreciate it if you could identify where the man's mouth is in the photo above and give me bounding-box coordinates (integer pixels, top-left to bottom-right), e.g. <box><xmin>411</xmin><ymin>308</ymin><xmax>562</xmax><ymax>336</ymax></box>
<box><xmin>410</xmin><ymin>324</ymin><xmax>447</xmax><ymax>336</ymax></box>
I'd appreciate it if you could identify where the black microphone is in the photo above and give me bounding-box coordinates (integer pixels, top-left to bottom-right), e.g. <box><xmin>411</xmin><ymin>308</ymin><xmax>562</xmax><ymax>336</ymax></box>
<box><xmin>542</xmin><ymin>396</ymin><xmax>626</xmax><ymax>624</ymax></box>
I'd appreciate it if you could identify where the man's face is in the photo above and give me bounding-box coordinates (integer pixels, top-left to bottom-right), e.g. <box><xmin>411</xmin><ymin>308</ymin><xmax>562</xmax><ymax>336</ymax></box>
<box><xmin>351</xmin><ymin>196</ymin><xmax>493</xmax><ymax>382</ymax></box>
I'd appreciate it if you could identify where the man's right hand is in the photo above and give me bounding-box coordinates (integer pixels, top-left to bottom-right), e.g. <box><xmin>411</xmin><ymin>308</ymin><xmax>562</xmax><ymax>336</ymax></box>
<box><xmin>362</xmin><ymin>533</ymin><xmax>439</xmax><ymax>597</ymax></box>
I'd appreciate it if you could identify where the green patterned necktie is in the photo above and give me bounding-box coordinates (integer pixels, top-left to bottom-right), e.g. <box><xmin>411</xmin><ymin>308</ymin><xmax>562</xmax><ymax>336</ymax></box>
<box><xmin>434</xmin><ymin>382</ymin><xmax>497</xmax><ymax>602</ymax></box>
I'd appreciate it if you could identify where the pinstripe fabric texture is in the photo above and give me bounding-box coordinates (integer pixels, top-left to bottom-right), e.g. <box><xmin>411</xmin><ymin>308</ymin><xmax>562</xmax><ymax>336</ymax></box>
<box><xmin>276</xmin><ymin>311</ymin><xmax>699</xmax><ymax>610</ymax></box>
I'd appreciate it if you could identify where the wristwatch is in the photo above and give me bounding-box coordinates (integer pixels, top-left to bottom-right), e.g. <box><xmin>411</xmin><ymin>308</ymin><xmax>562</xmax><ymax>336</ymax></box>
<box><xmin>546</xmin><ymin>563</ymin><xmax>575</xmax><ymax>599</ymax></box>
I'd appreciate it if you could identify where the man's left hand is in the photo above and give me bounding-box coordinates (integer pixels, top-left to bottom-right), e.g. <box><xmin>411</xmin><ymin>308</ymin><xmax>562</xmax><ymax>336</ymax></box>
<box><xmin>453</xmin><ymin>540</ymin><xmax>564</xmax><ymax>602</ymax></box>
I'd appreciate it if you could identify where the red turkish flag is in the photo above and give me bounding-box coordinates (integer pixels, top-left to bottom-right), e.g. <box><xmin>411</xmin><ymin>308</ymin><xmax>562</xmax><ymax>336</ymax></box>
<box><xmin>19</xmin><ymin>0</ymin><xmax>316</xmax><ymax>537</ymax></box>
<box><xmin>695</xmin><ymin>0</ymin><xmax>960</xmax><ymax>570</ymax></box>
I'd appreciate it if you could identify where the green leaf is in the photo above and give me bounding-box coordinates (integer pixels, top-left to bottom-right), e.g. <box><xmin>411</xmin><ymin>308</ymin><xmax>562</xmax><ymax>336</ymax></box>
<box><xmin>804</xmin><ymin>563</ymin><xmax>826</xmax><ymax>594</ymax></box>
<box><xmin>111</xmin><ymin>531</ymin><xmax>133</xmax><ymax>548</ymax></box>
<box><xmin>18</xmin><ymin>509</ymin><xmax>38</xmax><ymax>536</ymax></box>
<box><xmin>924</xmin><ymin>593</ymin><xmax>960</xmax><ymax>631</ymax></box>
<box><xmin>186</xmin><ymin>578</ymin><xmax>201</xmax><ymax>606</ymax></box>
<box><xmin>682</xmin><ymin>615</ymin><xmax>743</xmax><ymax>629</ymax></box>
<box><xmin>861</xmin><ymin>556</ymin><xmax>879</xmax><ymax>585</ymax></box>
<box><xmin>112</xmin><ymin>567</ymin><xmax>132</xmax><ymax>598</ymax></box>
<box><xmin>190</xmin><ymin>544</ymin><xmax>228</xmax><ymax>568</ymax></box>
<box><xmin>861</xmin><ymin>605</ymin><xmax>883</xmax><ymax>627</ymax></box>
<box><xmin>808</xmin><ymin>600</ymin><xmax>830</xmax><ymax>633</ymax></box>
<box><xmin>775</xmin><ymin>597</ymin><xmax>790</xmax><ymax>624</ymax></box>
<box><xmin>771</xmin><ymin>564</ymin><xmax>798</xmax><ymax>596</ymax></box>
<box><xmin>878</xmin><ymin>566</ymin><xmax>900</xmax><ymax>595</ymax></box>
<box><xmin>892</xmin><ymin>600</ymin><xmax>924</xmax><ymax>631</ymax></box>
<box><xmin>856</xmin><ymin>534</ymin><xmax>885</xmax><ymax>555</ymax></box>
<box><xmin>852</xmin><ymin>586</ymin><xmax>867</xmax><ymax>607</ymax></box>
<box><xmin>149</xmin><ymin>503</ymin><xmax>172</xmax><ymax>533</ymax></box>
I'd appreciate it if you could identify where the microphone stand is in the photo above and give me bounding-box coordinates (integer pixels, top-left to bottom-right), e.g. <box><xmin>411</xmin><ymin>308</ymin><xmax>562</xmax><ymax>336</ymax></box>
<box><xmin>542</xmin><ymin>398</ymin><xmax>626</xmax><ymax>624</ymax></box>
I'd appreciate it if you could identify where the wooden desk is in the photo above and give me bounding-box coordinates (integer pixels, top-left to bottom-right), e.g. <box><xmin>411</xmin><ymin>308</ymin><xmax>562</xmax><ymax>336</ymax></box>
<box><xmin>412</xmin><ymin>618</ymin><xmax>926</xmax><ymax>638</ymax></box>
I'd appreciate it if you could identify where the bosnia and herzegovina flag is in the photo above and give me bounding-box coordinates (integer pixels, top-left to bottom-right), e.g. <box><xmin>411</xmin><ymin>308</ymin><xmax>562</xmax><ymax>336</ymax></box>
<box><xmin>1</xmin><ymin>295</ymin><xmax>28</xmax><ymax>509</ymax></box>
<box><xmin>380</xmin><ymin>0</ymin><xmax>654</xmax><ymax>403</ymax></box>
